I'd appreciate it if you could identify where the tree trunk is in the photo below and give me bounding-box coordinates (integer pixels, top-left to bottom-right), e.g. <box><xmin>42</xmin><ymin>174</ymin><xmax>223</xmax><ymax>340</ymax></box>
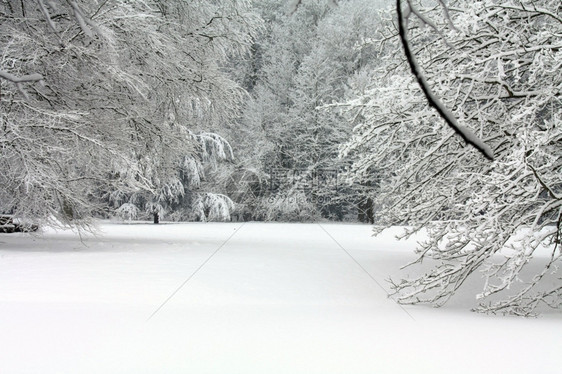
<box><xmin>358</xmin><ymin>197</ymin><xmax>374</xmax><ymax>224</ymax></box>
<box><xmin>153</xmin><ymin>212</ymin><xmax>159</xmax><ymax>224</ymax></box>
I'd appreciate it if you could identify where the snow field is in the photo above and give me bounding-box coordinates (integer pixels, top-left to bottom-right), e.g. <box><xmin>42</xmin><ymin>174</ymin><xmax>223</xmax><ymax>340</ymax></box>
<box><xmin>0</xmin><ymin>222</ymin><xmax>560</xmax><ymax>373</ymax></box>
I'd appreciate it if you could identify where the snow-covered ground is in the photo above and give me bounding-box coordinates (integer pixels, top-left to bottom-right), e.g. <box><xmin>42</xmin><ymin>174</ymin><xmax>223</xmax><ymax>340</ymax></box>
<box><xmin>0</xmin><ymin>222</ymin><xmax>560</xmax><ymax>374</ymax></box>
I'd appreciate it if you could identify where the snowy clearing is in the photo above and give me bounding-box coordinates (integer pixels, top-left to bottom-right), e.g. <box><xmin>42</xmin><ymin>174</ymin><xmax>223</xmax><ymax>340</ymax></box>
<box><xmin>0</xmin><ymin>222</ymin><xmax>560</xmax><ymax>374</ymax></box>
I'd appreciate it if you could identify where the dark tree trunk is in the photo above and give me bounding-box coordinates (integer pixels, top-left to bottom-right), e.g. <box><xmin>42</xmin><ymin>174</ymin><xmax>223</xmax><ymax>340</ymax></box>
<box><xmin>153</xmin><ymin>212</ymin><xmax>159</xmax><ymax>224</ymax></box>
<box><xmin>358</xmin><ymin>197</ymin><xmax>374</xmax><ymax>224</ymax></box>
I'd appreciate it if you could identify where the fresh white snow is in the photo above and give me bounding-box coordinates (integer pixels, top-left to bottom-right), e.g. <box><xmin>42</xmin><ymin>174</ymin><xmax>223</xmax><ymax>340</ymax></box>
<box><xmin>0</xmin><ymin>222</ymin><xmax>560</xmax><ymax>373</ymax></box>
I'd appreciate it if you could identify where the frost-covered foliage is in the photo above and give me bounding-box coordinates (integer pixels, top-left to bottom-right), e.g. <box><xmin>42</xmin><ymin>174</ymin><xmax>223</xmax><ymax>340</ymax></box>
<box><xmin>145</xmin><ymin>201</ymin><xmax>165</xmax><ymax>220</ymax></box>
<box><xmin>0</xmin><ymin>0</ymin><xmax>261</xmax><ymax>227</ymax></box>
<box><xmin>340</xmin><ymin>0</ymin><xmax>562</xmax><ymax>315</ymax></box>
<box><xmin>107</xmin><ymin>129</ymin><xmax>236</xmax><ymax>222</ymax></box>
<box><xmin>115</xmin><ymin>203</ymin><xmax>140</xmax><ymax>222</ymax></box>
<box><xmin>197</xmin><ymin>132</ymin><xmax>235</xmax><ymax>167</ymax></box>
<box><xmin>194</xmin><ymin>193</ymin><xmax>235</xmax><ymax>222</ymax></box>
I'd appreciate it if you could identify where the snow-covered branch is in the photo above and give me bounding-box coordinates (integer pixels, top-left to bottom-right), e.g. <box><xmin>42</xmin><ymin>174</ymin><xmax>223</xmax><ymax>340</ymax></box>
<box><xmin>0</xmin><ymin>70</ymin><xmax>44</xmax><ymax>99</ymax></box>
<box><xmin>396</xmin><ymin>0</ymin><xmax>494</xmax><ymax>160</ymax></box>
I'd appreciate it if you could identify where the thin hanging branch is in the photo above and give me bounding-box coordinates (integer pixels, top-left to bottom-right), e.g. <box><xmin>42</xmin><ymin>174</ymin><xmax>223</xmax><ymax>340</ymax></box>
<box><xmin>396</xmin><ymin>0</ymin><xmax>494</xmax><ymax>161</ymax></box>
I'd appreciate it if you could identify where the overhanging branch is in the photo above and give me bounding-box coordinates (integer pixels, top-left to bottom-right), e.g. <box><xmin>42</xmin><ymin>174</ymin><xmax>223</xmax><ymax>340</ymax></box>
<box><xmin>396</xmin><ymin>0</ymin><xmax>494</xmax><ymax>161</ymax></box>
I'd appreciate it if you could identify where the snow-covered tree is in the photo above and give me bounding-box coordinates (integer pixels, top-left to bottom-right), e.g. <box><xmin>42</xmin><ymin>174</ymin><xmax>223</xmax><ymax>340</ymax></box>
<box><xmin>109</xmin><ymin>130</ymin><xmax>237</xmax><ymax>222</ymax></box>
<box><xmin>0</xmin><ymin>0</ymin><xmax>260</xmax><ymax>227</ymax></box>
<box><xmin>193</xmin><ymin>193</ymin><xmax>235</xmax><ymax>222</ymax></box>
<box><xmin>341</xmin><ymin>0</ymin><xmax>561</xmax><ymax>315</ymax></box>
<box><xmin>231</xmin><ymin>0</ymin><xmax>386</xmax><ymax>221</ymax></box>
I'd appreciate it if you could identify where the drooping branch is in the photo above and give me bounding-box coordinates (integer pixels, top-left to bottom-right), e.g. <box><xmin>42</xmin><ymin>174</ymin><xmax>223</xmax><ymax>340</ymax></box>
<box><xmin>396</xmin><ymin>0</ymin><xmax>494</xmax><ymax>161</ymax></box>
